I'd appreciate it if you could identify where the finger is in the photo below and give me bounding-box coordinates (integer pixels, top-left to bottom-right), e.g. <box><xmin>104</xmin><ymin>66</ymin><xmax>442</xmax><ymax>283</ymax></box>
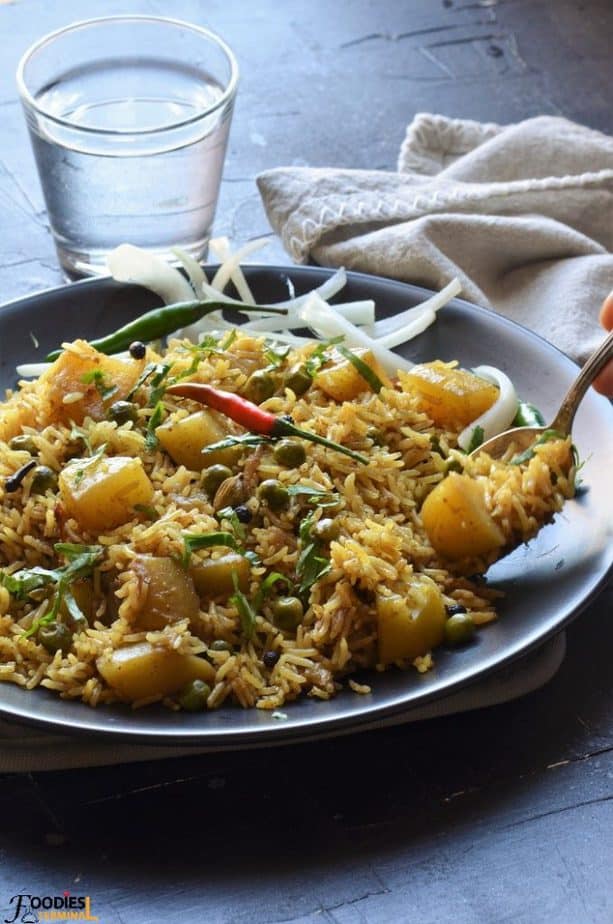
<box><xmin>599</xmin><ymin>290</ymin><xmax>613</xmax><ymax>330</ymax></box>
<box><xmin>593</xmin><ymin>290</ymin><xmax>613</xmax><ymax>395</ymax></box>
<box><xmin>593</xmin><ymin>362</ymin><xmax>613</xmax><ymax>396</ymax></box>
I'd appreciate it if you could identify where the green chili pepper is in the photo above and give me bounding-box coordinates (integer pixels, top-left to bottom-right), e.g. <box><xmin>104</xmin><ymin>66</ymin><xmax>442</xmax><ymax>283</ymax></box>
<box><xmin>45</xmin><ymin>299</ymin><xmax>288</xmax><ymax>360</ymax></box>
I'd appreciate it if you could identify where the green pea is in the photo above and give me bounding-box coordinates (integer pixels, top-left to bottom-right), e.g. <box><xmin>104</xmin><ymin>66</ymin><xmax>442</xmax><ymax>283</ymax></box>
<box><xmin>284</xmin><ymin>364</ymin><xmax>312</xmax><ymax>396</ymax></box>
<box><xmin>273</xmin><ymin>439</ymin><xmax>306</xmax><ymax>468</ymax></box>
<box><xmin>38</xmin><ymin>622</ymin><xmax>73</xmax><ymax>654</ymax></box>
<box><xmin>444</xmin><ymin>613</ymin><xmax>475</xmax><ymax>647</ymax></box>
<box><xmin>210</xmin><ymin>639</ymin><xmax>232</xmax><ymax>652</ymax></box>
<box><xmin>108</xmin><ymin>400</ymin><xmax>139</xmax><ymax>425</ymax></box>
<box><xmin>178</xmin><ymin>678</ymin><xmax>211</xmax><ymax>712</ymax></box>
<box><xmin>202</xmin><ymin>464</ymin><xmax>233</xmax><ymax>498</ymax></box>
<box><xmin>312</xmin><ymin>517</ymin><xmax>340</xmax><ymax>542</ymax></box>
<box><xmin>30</xmin><ymin>465</ymin><xmax>58</xmax><ymax>495</ymax></box>
<box><xmin>8</xmin><ymin>435</ymin><xmax>38</xmax><ymax>455</ymax></box>
<box><xmin>258</xmin><ymin>479</ymin><xmax>289</xmax><ymax>511</ymax></box>
<box><xmin>244</xmin><ymin>370</ymin><xmax>276</xmax><ymax>404</ymax></box>
<box><xmin>271</xmin><ymin>596</ymin><xmax>304</xmax><ymax>631</ymax></box>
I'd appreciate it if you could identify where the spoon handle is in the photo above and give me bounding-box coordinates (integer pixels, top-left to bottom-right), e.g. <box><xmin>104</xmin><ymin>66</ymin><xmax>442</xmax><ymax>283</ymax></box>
<box><xmin>550</xmin><ymin>329</ymin><xmax>613</xmax><ymax>434</ymax></box>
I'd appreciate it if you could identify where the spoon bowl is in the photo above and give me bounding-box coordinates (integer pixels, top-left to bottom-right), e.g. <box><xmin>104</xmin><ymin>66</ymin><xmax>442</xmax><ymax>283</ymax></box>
<box><xmin>472</xmin><ymin>329</ymin><xmax>613</xmax><ymax>460</ymax></box>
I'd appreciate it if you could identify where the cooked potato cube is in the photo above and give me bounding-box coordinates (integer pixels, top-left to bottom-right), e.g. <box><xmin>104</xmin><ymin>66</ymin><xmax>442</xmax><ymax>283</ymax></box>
<box><xmin>190</xmin><ymin>553</ymin><xmax>251</xmax><ymax>598</ymax></box>
<box><xmin>421</xmin><ymin>472</ymin><xmax>505</xmax><ymax>560</ymax></box>
<box><xmin>0</xmin><ymin>402</ymin><xmax>37</xmax><ymax>444</ymax></box>
<box><xmin>316</xmin><ymin>349</ymin><xmax>391</xmax><ymax>402</ymax></box>
<box><xmin>377</xmin><ymin>575</ymin><xmax>446</xmax><ymax>664</ymax></box>
<box><xmin>97</xmin><ymin>642</ymin><xmax>215</xmax><ymax>702</ymax></box>
<box><xmin>39</xmin><ymin>340</ymin><xmax>143</xmax><ymax>426</ymax></box>
<box><xmin>156</xmin><ymin>410</ymin><xmax>241</xmax><ymax>470</ymax></box>
<box><xmin>59</xmin><ymin>455</ymin><xmax>153</xmax><ymax>532</ymax></box>
<box><xmin>131</xmin><ymin>555</ymin><xmax>200</xmax><ymax>630</ymax></box>
<box><xmin>402</xmin><ymin>361</ymin><xmax>498</xmax><ymax>428</ymax></box>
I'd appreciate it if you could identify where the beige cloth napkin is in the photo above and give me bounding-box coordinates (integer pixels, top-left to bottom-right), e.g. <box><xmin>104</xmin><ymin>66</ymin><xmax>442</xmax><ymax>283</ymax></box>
<box><xmin>0</xmin><ymin>633</ymin><xmax>565</xmax><ymax>773</ymax></box>
<box><xmin>257</xmin><ymin>113</ymin><xmax>613</xmax><ymax>363</ymax></box>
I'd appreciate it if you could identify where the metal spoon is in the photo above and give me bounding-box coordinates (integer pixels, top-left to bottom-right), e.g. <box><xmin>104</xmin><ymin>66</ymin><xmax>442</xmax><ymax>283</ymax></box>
<box><xmin>470</xmin><ymin>329</ymin><xmax>613</xmax><ymax>460</ymax></box>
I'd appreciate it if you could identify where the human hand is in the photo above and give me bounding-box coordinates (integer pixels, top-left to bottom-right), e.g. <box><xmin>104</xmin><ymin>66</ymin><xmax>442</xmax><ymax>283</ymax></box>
<box><xmin>593</xmin><ymin>291</ymin><xmax>613</xmax><ymax>396</ymax></box>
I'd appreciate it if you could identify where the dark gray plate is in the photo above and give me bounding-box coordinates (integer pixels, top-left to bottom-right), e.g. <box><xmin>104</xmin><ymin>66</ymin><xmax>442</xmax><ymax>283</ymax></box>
<box><xmin>0</xmin><ymin>266</ymin><xmax>611</xmax><ymax>745</ymax></box>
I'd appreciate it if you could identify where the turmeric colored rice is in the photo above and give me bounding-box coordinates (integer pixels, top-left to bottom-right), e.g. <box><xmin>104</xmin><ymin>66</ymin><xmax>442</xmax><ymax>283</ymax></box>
<box><xmin>0</xmin><ymin>333</ymin><xmax>575</xmax><ymax>711</ymax></box>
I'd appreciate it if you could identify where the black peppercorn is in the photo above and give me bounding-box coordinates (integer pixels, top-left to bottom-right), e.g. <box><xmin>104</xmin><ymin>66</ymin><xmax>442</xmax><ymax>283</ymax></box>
<box><xmin>129</xmin><ymin>340</ymin><xmax>147</xmax><ymax>359</ymax></box>
<box><xmin>263</xmin><ymin>650</ymin><xmax>280</xmax><ymax>669</ymax></box>
<box><xmin>234</xmin><ymin>505</ymin><xmax>252</xmax><ymax>523</ymax></box>
<box><xmin>445</xmin><ymin>603</ymin><xmax>468</xmax><ymax>617</ymax></box>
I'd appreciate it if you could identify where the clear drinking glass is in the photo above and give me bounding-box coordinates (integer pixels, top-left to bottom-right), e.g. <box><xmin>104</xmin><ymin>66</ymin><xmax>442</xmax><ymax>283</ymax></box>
<box><xmin>16</xmin><ymin>16</ymin><xmax>239</xmax><ymax>277</ymax></box>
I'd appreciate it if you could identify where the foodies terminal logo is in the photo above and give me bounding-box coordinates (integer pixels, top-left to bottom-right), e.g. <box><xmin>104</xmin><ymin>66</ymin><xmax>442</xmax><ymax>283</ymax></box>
<box><xmin>4</xmin><ymin>891</ymin><xmax>97</xmax><ymax>923</ymax></box>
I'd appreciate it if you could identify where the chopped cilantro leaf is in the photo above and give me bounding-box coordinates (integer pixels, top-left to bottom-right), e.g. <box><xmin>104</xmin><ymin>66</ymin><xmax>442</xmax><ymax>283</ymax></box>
<box><xmin>80</xmin><ymin>369</ymin><xmax>119</xmax><ymax>402</ymax></box>
<box><xmin>230</xmin><ymin>571</ymin><xmax>257</xmax><ymax>639</ymax></box>
<box><xmin>466</xmin><ymin>426</ymin><xmax>484</xmax><ymax>453</ymax></box>
<box><xmin>145</xmin><ymin>401</ymin><xmax>165</xmax><ymax>452</ymax></box>
<box><xmin>305</xmin><ymin>336</ymin><xmax>345</xmax><ymax>377</ymax></box>
<box><xmin>336</xmin><ymin>345</ymin><xmax>383</xmax><ymax>393</ymax></box>
<box><xmin>296</xmin><ymin>512</ymin><xmax>332</xmax><ymax>597</ymax></box>
<box><xmin>7</xmin><ymin>544</ymin><xmax>104</xmax><ymax>639</ymax></box>
<box><xmin>510</xmin><ymin>429</ymin><xmax>564</xmax><ymax>465</ymax></box>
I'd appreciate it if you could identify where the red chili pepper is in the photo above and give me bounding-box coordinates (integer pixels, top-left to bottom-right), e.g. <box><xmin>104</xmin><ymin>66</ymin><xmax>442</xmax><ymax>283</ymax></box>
<box><xmin>166</xmin><ymin>382</ymin><xmax>367</xmax><ymax>464</ymax></box>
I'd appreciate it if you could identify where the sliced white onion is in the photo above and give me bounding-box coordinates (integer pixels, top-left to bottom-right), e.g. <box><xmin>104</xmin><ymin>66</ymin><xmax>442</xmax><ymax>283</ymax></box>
<box><xmin>378</xmin><ymin>308</ymin><xmax>437</xmax><ymax>350</ymax></box>
<box><xmin>17</xmin><ymin>240</ymin><xmax>465</xmax><ymax>391</ymax></box>
<box><xmin>243</xmin><ymin>299</ymin><xmax>375</xmax><ymax>333</ymax></box>
<box><xmin>274</xmin><ymin>268</ymin><xmax>348</xmax><ymax>310</ymax></box>
<box><xmin>209</xmin><ymin>236</ymin><xmax>255</xmax><ymax>304</ymax></box>
<box><xmin>189</xmin><ymin>266</ymin><xmax>349</xmax><ymax>322</ymax></box>
<box><xmin>373</xmin><ymin>277</ymin><xmax>462</xmax><ymax>340</ymax></box>
<box><xmin>178</xmin><ymin>266</ymin><xmax>353</xmax><ymax>343</ymax></box>
<box><xmin>173</xmin><ymin>239</ymin><xmax>250</xmax><ymax>338</ymax></box>
<box><xmin>285</xmin><ymin>276</ymin><xmax>296</xmax><ymax>300</ymax></box>
<box><xmin>299</xmin><ymin>293</ymin><xmax>415</xmax><ymax>375</ymax></box>
<box><xmin>171</xmin><ymin>247</ymin><xmax>208</xmax><ymax>296</ymax></box>
<box><xmin>16</xmin><ymin>362</ymin><xmax>52</xmax><ymax>378</ymax></box>
<box><xmin>457</xmin><ymin>364</ymin><xmax>519</xmax><ymax>451</ymax></box>
<box><xmin>210</xmin><ymin>237</ymin><xmax>269</xmax><ymax>298</ymax></box>
<box><xmin>107</xmin><ymin>244</ymin><xmax>195</xmax><ymax>305</ymax></box>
